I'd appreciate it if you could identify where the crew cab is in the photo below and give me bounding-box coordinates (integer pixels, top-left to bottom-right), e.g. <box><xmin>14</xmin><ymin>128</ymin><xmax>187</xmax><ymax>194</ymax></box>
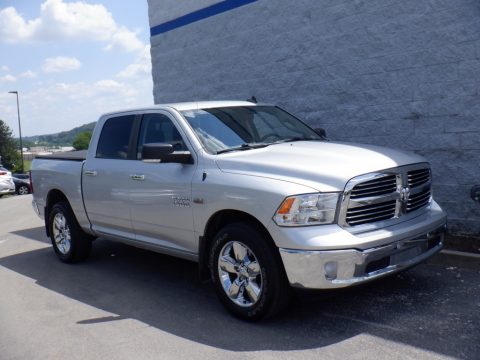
<box><xmin>31</xmin><ymin>101</ymin><xmax>447</xmax><ymax>320</ymax></box>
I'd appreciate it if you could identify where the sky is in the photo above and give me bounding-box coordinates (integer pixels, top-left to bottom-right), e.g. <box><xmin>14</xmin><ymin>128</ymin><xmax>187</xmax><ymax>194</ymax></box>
<box><xmin>0</xmin><ymin>0</ymin><xmax>153</xmax><ymax>137</ymax></box>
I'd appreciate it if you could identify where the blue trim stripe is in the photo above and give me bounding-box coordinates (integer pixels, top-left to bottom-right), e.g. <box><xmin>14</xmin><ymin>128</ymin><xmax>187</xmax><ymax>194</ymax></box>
<box><xmin>150</xmin><ymin>0</ymin><xmax>258</xmax><ymax>37</ymax></box>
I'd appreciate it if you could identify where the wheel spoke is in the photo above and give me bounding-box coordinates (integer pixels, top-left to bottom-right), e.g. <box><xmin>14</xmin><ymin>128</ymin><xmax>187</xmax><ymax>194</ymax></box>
<box><xmin>228</xmin><ymin>278</ymin><xmax>242</xmax><ymax>299</ymax></box>
<box><xmin>232</xmin><ymin>242</ymin><xmax>247</xmax><ymax>263</ymax></box>
<box><xmin>219</xmin><ymin>255</ymin><xmax>237</xmax><ymax>274</ymax></box>
<box><xmin>54</xmin><ymin>233</ymin><xmax>62</xmax><ymax>244</ymax></box>
<box><xmin>245</xmin><ymin>281</ymin><xmax>261</xmax><ymax>303</ymax></box>
<box><xmin>54</xmin><ymin>216</ymin><xmax>63</xmax><ymax>230</ymax></box>
<box><xmin>246</xmin><ymin>260</ymin><xmax>260</xmax><ymax>277</ymax></box>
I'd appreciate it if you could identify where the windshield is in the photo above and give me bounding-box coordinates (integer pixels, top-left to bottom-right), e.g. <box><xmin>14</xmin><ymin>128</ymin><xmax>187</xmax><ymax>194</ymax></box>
<box><xmin>181</xmin><ymin>106</ymin><xmax>321</xmax><ymax>154</ymax></box>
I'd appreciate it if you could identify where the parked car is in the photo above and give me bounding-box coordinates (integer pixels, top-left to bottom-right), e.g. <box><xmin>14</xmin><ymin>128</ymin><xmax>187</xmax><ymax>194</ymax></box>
<box><xmin>13</xmin><ymin>176</ymin><xmax>31</xmax><ymax>195</ymax></box>
<box><xmin>31</xmin><ymin>101</ymin><xmax>447</xmax><ymax>320</ymax></box>
<box><xmin>13</xmin><ymin>173</ymin><xmax>30</xmax><ymax>180</ymax></box>
<box><xmin>0</xmin><ymin>166</ymin><xmax>15</xmax><ymax>197</ymax></box>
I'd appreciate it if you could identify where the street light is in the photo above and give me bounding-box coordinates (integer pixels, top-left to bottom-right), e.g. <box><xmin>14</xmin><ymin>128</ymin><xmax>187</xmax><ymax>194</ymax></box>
<box><xmin>8</xmin><ymin>91</ymin><xmax>24</xmax><ymax>173</ymax></box>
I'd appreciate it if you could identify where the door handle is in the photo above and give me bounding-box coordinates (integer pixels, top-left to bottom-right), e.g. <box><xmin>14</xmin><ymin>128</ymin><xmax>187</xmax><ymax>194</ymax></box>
<box><xmin>84</xmin><ymin>170</ymin><xmax>97</xmax><ymax>176</ymax></box>
<box><xmin>130</xmin><ymin>174</ymin><xmax>145</xmax><ymax>181</ymax></box>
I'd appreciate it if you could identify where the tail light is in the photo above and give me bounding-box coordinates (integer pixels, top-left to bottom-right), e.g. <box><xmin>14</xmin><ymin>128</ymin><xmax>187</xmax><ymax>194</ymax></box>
<box><xmin>29</xmin><ymin>170</ymin><xmax>34</xmax><ymax>193</ymax></box>
<box><xmin>0</xmin><ymin>171</ymin><xmax>6</xmax><ymax>175</ymax></box>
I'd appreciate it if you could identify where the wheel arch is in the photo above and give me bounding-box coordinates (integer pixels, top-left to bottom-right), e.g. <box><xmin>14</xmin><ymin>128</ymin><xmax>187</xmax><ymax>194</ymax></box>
<box><xmin>198</xmin><ymin>209</ymin><xmax>278</xmax><ymax>280</ymax></box>
<box><xmin>44</xmin><ymin>189</ymin><xmax>74</xmax><ymax>237</ymax></box>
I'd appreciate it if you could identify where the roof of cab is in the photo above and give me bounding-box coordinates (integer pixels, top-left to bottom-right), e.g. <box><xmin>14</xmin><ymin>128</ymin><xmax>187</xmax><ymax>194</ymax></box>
<box><xmin>101</xmin><ymin>100</ymin><xmax>267</xmax><ymax>117</ymax></box>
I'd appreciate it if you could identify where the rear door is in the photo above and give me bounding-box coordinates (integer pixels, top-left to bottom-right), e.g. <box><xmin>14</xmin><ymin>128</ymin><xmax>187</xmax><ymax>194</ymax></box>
<box><xmin>82</xmin><ymin>114</ymin><xmax>138</xmax><ymax>239</ymax></box>
<box><xmin>127</xmin><ymin>111</ymin><xmax>198</xmax><ymax>254</ymax></box>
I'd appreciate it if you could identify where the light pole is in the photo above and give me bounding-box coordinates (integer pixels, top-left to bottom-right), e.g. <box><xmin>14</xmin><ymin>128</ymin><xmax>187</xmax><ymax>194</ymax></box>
<box><xmin>8</xmin><ymin>91</ymin><xmax>24</xmax><ymax>173</ymax></box>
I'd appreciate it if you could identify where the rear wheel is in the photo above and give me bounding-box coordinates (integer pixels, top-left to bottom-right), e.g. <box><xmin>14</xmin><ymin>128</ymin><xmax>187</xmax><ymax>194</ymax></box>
<box><xmin>17</xmin><ymin>185</ymin><xmax>29</xmax><ymax>195</ymax></box>
<box><xmin>210</xmin><ymin>223</ymin><xmax>290</xmax><ymax>321</ymax></box>
<box><xmin>48</xmin><ymin>202</ymin><xmax>92</xmax><ymax>263</ymax></box>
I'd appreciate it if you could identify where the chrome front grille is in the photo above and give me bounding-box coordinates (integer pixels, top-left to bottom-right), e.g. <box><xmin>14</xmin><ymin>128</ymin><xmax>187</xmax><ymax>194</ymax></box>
<box><xmin>340</xmin><ymin>164</ymin><xmax>432</xmax><ymax>229</ymax></box>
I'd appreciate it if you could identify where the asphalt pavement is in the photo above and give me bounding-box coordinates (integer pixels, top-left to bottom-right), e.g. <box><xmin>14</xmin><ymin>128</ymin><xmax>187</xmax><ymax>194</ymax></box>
<box><xmin>0</xmin><ymin>195</ymin><xmax>479</xmax><ymax>360</ymax></box>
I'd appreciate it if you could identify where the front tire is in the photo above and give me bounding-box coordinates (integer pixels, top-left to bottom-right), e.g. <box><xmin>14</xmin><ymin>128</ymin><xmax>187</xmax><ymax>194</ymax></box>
<box><xmin>209</xmin><ymin>223</ymin><xmax>290</xmax><ymax>321</ymax></box>
<box><xmin>48</xmin><ymin>202</ymin><xmax>92</xmax><ymax>263</ymax></box>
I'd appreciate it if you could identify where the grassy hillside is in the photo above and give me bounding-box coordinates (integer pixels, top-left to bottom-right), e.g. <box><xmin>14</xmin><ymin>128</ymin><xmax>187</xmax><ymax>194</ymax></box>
<box><xmin>23</xmin><ymin>122</ymin><xmax>96</xmax><ymax>147</ymax></box>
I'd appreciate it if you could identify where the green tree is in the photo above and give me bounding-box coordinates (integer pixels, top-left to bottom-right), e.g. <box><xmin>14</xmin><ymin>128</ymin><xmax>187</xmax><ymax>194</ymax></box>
<box><xmin>72</xmin><ymin>131</ymin><xmax>92</xmax><ymax>150</ymax></box>
<box><xmin>0</xmin><ymin>120</ymin><xmax>21</xmax><ymax>171</ymax></box>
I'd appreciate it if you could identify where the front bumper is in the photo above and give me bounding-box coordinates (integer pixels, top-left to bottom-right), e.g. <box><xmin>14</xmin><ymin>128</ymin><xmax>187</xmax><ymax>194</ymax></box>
<box><xmin>278</xmin><ymin>219</ymin><xmax>446</xmax><ymax>289</ymax></box>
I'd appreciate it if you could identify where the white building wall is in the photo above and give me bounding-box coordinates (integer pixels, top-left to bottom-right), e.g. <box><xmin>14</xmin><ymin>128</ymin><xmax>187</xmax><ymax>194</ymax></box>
<box><xmin>147</xmin><ymin>0</ymin><xmax>480</xmax><ymax>240</ymax></box>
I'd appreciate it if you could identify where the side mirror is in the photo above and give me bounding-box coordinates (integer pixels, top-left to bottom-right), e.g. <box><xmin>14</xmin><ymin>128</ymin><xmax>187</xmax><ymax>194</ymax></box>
<box><xmin>314</xmin><ymin>128</ymin><xmax>327</xmax><ymax>139</ymax></box>
<box><xmin>142</xmin><ymin>143</ymin><xmax>193</xmax><ymax>164</ymax></box>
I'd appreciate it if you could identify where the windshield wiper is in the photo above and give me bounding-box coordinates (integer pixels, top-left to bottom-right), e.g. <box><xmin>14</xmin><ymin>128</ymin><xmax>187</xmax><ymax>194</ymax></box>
<box><xmin>216</xmin><ymin>143</ymin><xmax>268</xmax><ymax>154</ymax></box>
<box><xmin>273</xmin><ymin>136</ymin><xmax>320</xmax><ymax>144</ymax></box>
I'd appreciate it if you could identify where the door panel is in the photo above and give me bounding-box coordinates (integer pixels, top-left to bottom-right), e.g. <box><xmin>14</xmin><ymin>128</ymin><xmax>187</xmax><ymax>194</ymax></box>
<box><xmin>129</xmin><ymin>161</ymin><xmax>197</xmax><ymax>252</ymax></box>
<box><xmin>129</xmin><ymin>112</ymin><xmax>197</xmax><ymax>253</ymax></box>
<box><xmin>83</xmin><ymin>158</ymin><xmax>135</xmax><ymax>239</ymax></box>
<box><xmin>82</xmin><ymin>114</ymin><xmax>136</xmax><ymax>239</ymax></box>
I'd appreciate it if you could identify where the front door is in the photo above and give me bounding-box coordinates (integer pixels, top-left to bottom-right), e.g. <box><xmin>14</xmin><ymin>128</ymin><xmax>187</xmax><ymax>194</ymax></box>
<box><xmin>128</xmin><ymin>112</ymin><xmax>198</xmax><ymax>254</ymax></box>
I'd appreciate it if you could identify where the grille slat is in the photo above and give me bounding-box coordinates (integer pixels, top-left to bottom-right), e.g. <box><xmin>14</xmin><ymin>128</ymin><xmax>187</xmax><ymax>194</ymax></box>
<box><xmin>353</xmin><ymin>177</ymin><xmax>396</xmax><ymax>189</ymax></box>
<box><xmin>407</xmin><ymin>189</ymin><xmax>431</xmax><ymax>212</ymax></box>
<box><xmin>347</xmin><ymin>207</ymin><xmax>396</xmax><ymax>221</ymax></box>
<box><xmin>350</xmin><ymin>175</ymin><xmax>397</xmax><ymax>199</ymax></box>
<box><xmin>347</xmin><ymin>213</ymin><xmax>396</xmax><ymax>226</ymax></box>
<box><xmin>350</xmin><ymin>184</ymin><xmax>396</xmax><ymax>198</ymax></box>
<box><xmin>346</xmin><ymin>200</ymin><xmax>396</xmax><ymax>226</ymax></box>
<box><xmin>408</xmin><ymin>169</ymin><xmax>431</xmax><ymax>188</ymax></box>
<box><xmin>347</xmin><ymin>202</ymin><xmax>396</xmax><ymax>215</ymax></box>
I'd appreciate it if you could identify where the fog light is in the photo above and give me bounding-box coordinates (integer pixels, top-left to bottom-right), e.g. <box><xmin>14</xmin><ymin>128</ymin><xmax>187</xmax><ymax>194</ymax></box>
<box><xmin>324</xmin><ymin>261</ymin><xmax>338</xmax><ymax>280</ymax></box>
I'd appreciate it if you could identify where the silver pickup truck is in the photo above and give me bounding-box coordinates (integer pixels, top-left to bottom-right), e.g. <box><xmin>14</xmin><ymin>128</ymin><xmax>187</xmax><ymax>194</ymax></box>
<box><xmin>31</xmin><ymin>101</ymin><xmax>447</xmax><ymax>320</ymax></box>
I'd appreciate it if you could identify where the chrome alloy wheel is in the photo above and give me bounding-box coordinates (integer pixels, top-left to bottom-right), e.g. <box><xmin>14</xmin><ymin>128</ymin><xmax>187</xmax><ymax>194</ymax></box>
<box><xmin>217</xmin><ymin>241</ymin><xmax>263</xmax><ymax>307</ymax></box>
<box><xmin>52</xmin><ymin>213</ymin><xmax>71</xmax><ymax>255</ymax></box>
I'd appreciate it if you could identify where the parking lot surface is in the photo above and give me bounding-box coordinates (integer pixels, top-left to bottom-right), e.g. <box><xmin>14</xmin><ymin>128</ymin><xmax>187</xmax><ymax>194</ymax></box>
<box><xmin>1</xmin><ymin>195</ymin><xmax>479</xmax><ymax>359</ymax></box>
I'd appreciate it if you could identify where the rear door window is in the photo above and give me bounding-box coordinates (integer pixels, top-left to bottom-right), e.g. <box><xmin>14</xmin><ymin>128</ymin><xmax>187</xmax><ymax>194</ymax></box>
<box><xmin>96</xmin><ymin>115</ymin><xmax>135</xmax><ymax>159</ymax></box>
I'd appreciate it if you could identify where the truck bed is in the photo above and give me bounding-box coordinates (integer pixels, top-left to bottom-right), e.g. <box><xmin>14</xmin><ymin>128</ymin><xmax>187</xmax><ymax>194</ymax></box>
<box><xmin>34</xmin><ymin>150</ymin><xmax>87</xmax><ymax>161</ymax></box>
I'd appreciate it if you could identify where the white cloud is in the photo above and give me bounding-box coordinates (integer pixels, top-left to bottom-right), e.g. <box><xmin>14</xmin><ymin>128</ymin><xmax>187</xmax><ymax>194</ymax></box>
<box><xmin>116</xmin><ymin>45</ymin><xmax>151</xmax><ymax>78</ymax></box>
<box><xmin>0</xmin><ymin>74</ymin><xmax>16</xmax><ymax>82</ymax></box>
<box><xmin>0</xmin><ymin>7</ymin><xmax>40</xmax><ymax>42</ymax></box>
<box><xmin>104</xmin><ymin>26</ymin><xmax>144</xmax><ymax>52</ymax></box>
<box><xmin>0</xmin><ymin>0</ymin><xmax>144</xmax><ymax>52</ymax></box>
<box><xmin>1</xmin><ymin>65</ymin><xmax>9</xmax><ymax>71</ymax></box>
<box><xmin>42</xmin><ymin>56</ymin><xmax>81</xmax><ymax>73</ymax></box>
<box><xmin>20</xmin><ymin>70</ymin><xmax>37</xmax><ymax>78</ymax></box>
<box><xmin>0</xmin><ymin>74</ymin><xmax>153</xmax><ymax>136</ymax></box>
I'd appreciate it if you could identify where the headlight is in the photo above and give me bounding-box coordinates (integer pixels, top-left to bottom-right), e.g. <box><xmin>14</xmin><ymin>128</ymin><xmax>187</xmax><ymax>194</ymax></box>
<box><xmin>273</xmin><ymin>193</ymin><xmax>340</xmax><ymax>226</ymax></box>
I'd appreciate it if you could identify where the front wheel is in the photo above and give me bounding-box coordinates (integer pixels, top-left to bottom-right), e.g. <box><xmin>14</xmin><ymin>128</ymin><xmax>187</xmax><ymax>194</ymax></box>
<box><xmin>48</xmin><ymin>202</ymin><xmax>93</xmax><ymax>263</ymax></box>
<box><xmin>209</xmin><ymin>223</ymin><xmax>290</xmax><ymax>321</ymax></box>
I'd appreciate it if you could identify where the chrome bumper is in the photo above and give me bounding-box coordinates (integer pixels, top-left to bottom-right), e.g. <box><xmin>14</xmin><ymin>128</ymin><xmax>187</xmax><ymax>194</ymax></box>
<box><xmin>279</xmin><ymin>224</ymin><xmax>446</xmax><ymax>289</ymax></box>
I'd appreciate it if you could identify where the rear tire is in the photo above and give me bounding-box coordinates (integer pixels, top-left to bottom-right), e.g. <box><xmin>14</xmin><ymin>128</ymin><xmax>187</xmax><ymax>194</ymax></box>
<box><xmin>209</xmin><ymin>222</ymin><xmax>291</xmax><ymax>321</ymax></box>
<box><xmin>48</xmin><ymin>201</ymin><xmax>92</xmax><ymax>263</ymax></box>
<box><xmin>17</xmin><ymin>185</ymin><xmax>29</xmax><ymax>195</ymax></box>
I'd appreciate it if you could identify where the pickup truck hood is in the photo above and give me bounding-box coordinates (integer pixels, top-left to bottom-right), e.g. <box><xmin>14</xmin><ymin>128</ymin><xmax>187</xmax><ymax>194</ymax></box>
<box><xmin>215</xmin><ymin>141</ymin><xmax>426</xmax><ymax>192</ymax></box>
